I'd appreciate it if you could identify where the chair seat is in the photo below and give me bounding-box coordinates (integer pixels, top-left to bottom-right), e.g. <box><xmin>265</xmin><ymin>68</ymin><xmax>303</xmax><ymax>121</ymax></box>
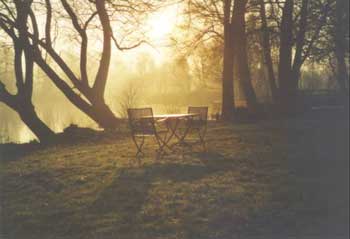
<box><xmin>157</xmin><ymin>129</ymin><xmax>169</xmax><ymax>134</ymax></box>
<box><xmin>134</xmin><ymin>129</ymin><xmax>168</xmax><ymax>137</ymax></box>
<box><xmin>134</xmin><ymin>133</ymin><xmax>153</xmax><ymax>137</ymax></box>
<box><xmin>156</xmin><ymin>118</ymin><xmax>167</xmax><ymax>123</ymax></box>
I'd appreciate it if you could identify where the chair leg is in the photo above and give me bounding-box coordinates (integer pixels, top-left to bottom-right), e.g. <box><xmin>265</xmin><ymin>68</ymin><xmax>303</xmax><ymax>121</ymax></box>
<box><xmin>154</xmin><ymin>134</ymin><xmax>169</xmax><ymax>159</ymax></box>
<box><xmin>198</xmin><ymin>128</ymin><xmax>207</xmax><ymax>152</ymax></box>
<box><xmin>155</xmin><ymin>128</ymin><xmax>175</xmax><ymax>155</ymax></box>
<box><xmin>132</xmin><ymin>135</ymin><xmax>145</xmax><ymax>157</ymax></box>
<box><xmin>176</xmin><ymin>122</ymin><xmax>191</xmax><ymax>146</ymax></box>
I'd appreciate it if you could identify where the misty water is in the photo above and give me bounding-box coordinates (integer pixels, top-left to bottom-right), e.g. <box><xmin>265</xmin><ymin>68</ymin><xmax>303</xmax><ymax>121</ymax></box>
<box><xmin>0</xmin><ymin>102</ymin><xmax>218</xmax><ymax>143</ymax></box>
<box><xmin>0</xmin><ymin>64</ymin><xmax>223</xmax><ymax>144</ymax></box>
<box><xmin>0</xmin><ymin>44</ymin><xmax>222</xmax><ymax>143</ymax></box>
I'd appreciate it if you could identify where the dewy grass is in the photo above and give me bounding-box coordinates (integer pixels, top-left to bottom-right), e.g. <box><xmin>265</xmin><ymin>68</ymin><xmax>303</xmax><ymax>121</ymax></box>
<box><xmin>0</xmin><ymin>118</ymin><xmax>348</xmax><ymax>239</ymax></box>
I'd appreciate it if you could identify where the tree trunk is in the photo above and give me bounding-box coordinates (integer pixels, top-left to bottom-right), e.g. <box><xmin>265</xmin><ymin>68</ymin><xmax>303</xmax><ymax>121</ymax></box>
<box><xmin>89</xmin><ymin>100</ymin><xmax>119</xmax><ymax>129</ymax></box>
<box><xmin>0</xmin><ymin>92</ymin><xmax>56</xmax><ymax>143</ymax></box>
<box><xmin>335</xmin><ymin>0</ymin><xmax>349</xmax><ymax>97</ymax></box>
<box><xmin>0</xmin><ymin>1</ymin><xmax>56</xmax><ymax>143</ymax></box>
<box><xmin>259</xmin><ymin>0</ymin><xmax>278</xmax><ymax>102</ymax></box>
<box><xmin>16</xmin><ymin>101</ymin><xmax>56</xmax><ymax>143</ymax></box>
<box><xmin>27</xmin><ymin>0</ymin><xmax>119</xmax><ymax>129</ymax></box>
<box><xmin>233</xmin><ymin>0</ymin><xmax>259</xmax><ymax>113</ymax></box>
<box><xmin>278</xmin><ymin>0</ymin><xmax>295</xmax><ymax>112</ymax></box>
<box><xmin>221</xmin><ymin>0</ymin><xmax>235</xmax><ymax>120</ymax></box>
<box><xmin>93</xmin><ymin>0</ymin><xmax>112</xmax><ymax>100</ymax></box>
<box><xmin>221</xmin><ymin>29</ymin><xmax>235</xmax><ymax>120</ymax></box>
<box><xmin>33</xmin><ymin>53</ymin><xmax>119</xmax><ymax>129</ymax></box>
<box><xmin>291</xmin><ymin>0</ymin><xmax>308</xmax><ymax>100</ymax></box>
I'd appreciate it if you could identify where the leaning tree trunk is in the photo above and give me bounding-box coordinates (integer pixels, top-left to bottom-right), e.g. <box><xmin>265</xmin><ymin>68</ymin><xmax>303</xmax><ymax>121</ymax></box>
<box><xmin>0</xmin><ymin>1</ymin><xmax>55</xmax><ymax>143</ymax></box>
<box><xmin>89</xmin><ymin>97</ymin><xmax>120</xmax><ymax>129</ymax></box>
<box><xmin>233</xmin><ymin>0</ymin><xmax>259</xmax><ymax>113</ymax></box>
<box><xmin>0</xmin><ymin>82</ymin><xmax>56</xmax><ymax>143</ymax></box>
<box><xmin>25</xmin><ymin>0</ymin><xmax>120</xmax><ymax>129</ymax></box>
<box><xmin>16</xmin><ymin>101</ymin><xmax>56</xmax><ymax>142</ymax></box>
<box><xmin>33</xmin><ymin>54</ymin><xmax>119</xmax><ymax>129</ymax></box>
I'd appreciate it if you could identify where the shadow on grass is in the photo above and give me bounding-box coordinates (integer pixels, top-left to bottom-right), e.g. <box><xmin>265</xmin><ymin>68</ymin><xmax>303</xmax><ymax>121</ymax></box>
<box><xmin>71</xmin><ymin>152</ymin><xmax>234</xmax><ymax>238</ymax></box>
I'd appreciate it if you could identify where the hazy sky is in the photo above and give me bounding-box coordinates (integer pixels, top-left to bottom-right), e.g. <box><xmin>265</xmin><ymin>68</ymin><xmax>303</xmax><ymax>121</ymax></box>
<box><xmin>122</xmin><ymin>4</ymin><xmax>182</xmax><ymax>65</ymax></box>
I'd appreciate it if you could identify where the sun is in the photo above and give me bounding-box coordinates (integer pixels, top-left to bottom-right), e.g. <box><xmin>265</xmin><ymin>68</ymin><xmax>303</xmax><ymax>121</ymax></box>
<box><xmin>146</xmin><ymin>6</ymin><xmax>179</xmax><ymax>43</ymax></box>
<box><xmin>120</xmin><ymin>5</ymin><xmax>181</xmax><ymax>65</ymax></box>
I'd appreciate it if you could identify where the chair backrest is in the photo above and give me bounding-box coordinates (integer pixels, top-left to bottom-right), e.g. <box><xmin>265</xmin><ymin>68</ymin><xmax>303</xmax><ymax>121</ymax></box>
<box><xmin>188</xmin><ymin>106</ymin><xmax>208</xmax><ymax>122</ymax></box>
<box><xmin>127</xmin><ymin>108</ymin><xmax>156</xmax><ymax>135</ymax></box>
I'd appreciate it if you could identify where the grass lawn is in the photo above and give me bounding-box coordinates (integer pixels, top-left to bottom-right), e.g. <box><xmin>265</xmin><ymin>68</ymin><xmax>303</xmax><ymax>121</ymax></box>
<box><xmin>0</xmin><ymin>112</ymin><xmax>348</xmax><ymax>239</ymax></box>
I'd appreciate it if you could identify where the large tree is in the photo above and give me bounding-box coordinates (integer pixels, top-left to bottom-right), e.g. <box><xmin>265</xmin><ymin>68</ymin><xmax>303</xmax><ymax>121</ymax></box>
<box><xmin>0</xmin><ymin>0</ymin><xmax>55</xmax><ymax>143</ymax></box>
<box><xmin>277</xmin><ymin>0</ymin><xmax>295</xmax><ymax>109</ymax></box>
<box><xmin>183</xmin><ymin>0</ymin><xmax>259</xmax><ymax>120</ymax></box>
<box><xmin>0</xmin><ymin>0</ymin><xmax>156</xmax><ymax>129</ymax></box>
<box><xmin>232</xmin><ymin>0</ymin><xmax>258</xmax><ymax>113</ymax></box>
<box><xmin>258</xmin><ymin>0</ymin><xmax>334</xmax><ymax>111</ymax></box>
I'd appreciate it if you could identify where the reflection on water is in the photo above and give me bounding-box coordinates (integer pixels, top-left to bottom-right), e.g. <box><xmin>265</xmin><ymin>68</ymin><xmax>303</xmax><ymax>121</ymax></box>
<box><xmin>18</xmin><ymin>127</ymin><xmax>35</xmax><ymax>144</ymax></box>
<box><xmin>0</xmin><ymin>102</ymin><xmax>98</xmax><ymax>144</ymax></box>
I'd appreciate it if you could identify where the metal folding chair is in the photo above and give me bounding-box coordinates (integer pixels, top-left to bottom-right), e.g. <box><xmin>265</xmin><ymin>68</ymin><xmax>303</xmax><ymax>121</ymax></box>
<box><xmin>127</xmin><ymin>108</ymin><xmax>168</xmax><ymax>157</ymax></box>
<box><xmin>187</xmin><ymin>106</ymin><xmax>208</xmax><ymax>150</ymax></box>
